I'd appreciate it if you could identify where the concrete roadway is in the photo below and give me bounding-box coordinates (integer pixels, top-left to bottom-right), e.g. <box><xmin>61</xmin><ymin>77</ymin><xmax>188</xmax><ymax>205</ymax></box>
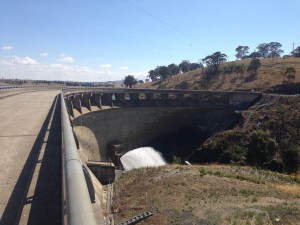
<box><xmin>0</xmin><ymin>90</ymin><xmax>61</xmax><ymax>225</ymax></box>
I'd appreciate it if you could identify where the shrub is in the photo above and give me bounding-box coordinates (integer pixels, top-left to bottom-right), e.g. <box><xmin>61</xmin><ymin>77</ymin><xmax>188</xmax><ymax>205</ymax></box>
<box><xmin>206</xmin><ymin>130</ymin><xmax>248</xmax><ymax>164</ymax></box>
<box><xmin>219</xmin><ymin>145</ymin><xmax>248</xmax><ymax>165</ymax></box>
<box><xmin>247</xmin><ymin>130</ymin><xmax>278</xmax><ymax>166</ymax></box>
<box><xmin>223</xmin><ymin>63</ymin><xmax>236</xmax><ymax>74</ymax></box>
<box><xmin>280</xmin><ymin>139</ymin><xmax>300</xmax><ymax>173</ymax></box>
<box><xmin>172</xmin><ymin>154</ymin><xmax>182</xmax><ymax>164</ymax></box>
<box><xmin>293</xmin><ymin>117</ymin><xmax>300</xmax><ymax>128</ymax></box>
<box><xmin>175</xmin><ymin>81</ymin><xmax>190</xmax><ymax>90</ymax></box>
<box><xmin>234</xmin><ymin>65</ymin><xmax>245</xmax><ymax>75</ymax></box>
<box><xmin>199</xmin><ymin>168</ymin><xmax>207</xmax><ymax>176</ymax></box>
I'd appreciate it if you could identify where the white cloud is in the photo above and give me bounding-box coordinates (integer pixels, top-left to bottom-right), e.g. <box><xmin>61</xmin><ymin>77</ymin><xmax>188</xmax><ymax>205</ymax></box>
<box><xmin>2</xmin><ymin>46</ymin><xmax>13</xmax><ymax>51</ymax></box>
<box><xmin>40</xmin><ymin>52</ymin><xmax>49</xmax><ymax>57</ymax></box>
<box><xmin>101</xmin><ymin>64</ymin><xmax>112</xmax><ymax>68</ymax></box>
<box><xmin>0</xmin><ymin>56</ymin><xmax>146</xmax><ymax>82</ymax></box>
<box><xmin>58</xmin><ymin>54</ymin><xmax>75</xmax><ymax>63</ymax></box>
<box><xmin>50</xmin><ymin>63</ymin><xmax>74</xmax><ymax>72</ymax></box>
<box><xmin>119</xmin><ymin>66</ymin><xmax>129</xmax><ymax>70</ymax></box>
<box><xmin>12</xmin><ymin>56</ymin><xmax>38</xmax><ymax>65</ymax></box>
<box><xmin>131</xmin><ymin>71</ymin><xmax>148</xmax><ymax>77</ymax></box>
<box><xmin>0</xmin><ymin>60</ymin><xmax>11</xmax><ymax>65</ymax></box>
<box><xmin>0</xmin><ymin>61</ymin><xmax>121</xmax><ymax>82</ymax></box>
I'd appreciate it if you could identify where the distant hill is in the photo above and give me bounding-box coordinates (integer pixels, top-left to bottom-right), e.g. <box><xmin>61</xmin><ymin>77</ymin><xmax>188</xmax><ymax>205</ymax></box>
<box><xmin>138</xmin><ymin>57</ymin><xmax>300</xmax><ymax>93</ymax></box>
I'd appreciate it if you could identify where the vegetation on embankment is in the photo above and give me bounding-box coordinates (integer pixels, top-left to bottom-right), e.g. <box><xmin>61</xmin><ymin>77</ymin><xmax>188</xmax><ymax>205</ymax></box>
<box><xmin>138</xmin><ymin>57</ymin><xmax>300</xmax><ymax>92</ymax></box>
<box><xmin>112</xmin><ymin>165</ymin><xmax>300</xmax><ymax>225</ymax></box>
<box><xmin>197</xmin><ymin>95</ymin><xmax>300</xmax><ymax>174</ymax></box>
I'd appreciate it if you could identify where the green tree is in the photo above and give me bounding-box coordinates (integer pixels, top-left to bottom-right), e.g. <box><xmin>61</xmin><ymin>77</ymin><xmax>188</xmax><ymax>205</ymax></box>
<box><xmin>285</xmin><ymin>67</ymin><xmax>296</xmax><ymax>83</ymax></box>
<box><xmin>256</xmin><ymin>43</ymin><xmax>269</xmax><ymax>58</ymax></box>
<box><xmin>246</xmin><ymin>51</ymin><xmax>261</xmax><ymax>59</ymax></box>
<box><xmin>148</xmin><ymin>69</ymin><xmax>159</xmax><ymax>81</ymax></box>
<box><xmin>124</xmin><ymin>75</ymin><xmax>137</xmax><ymax>88</ymax></box>
<box><xmin>167</xmin><ymin>63</ymin><xmax>180</xmax><ymax>76</ymax></box>
<box><xmin>247</xmin><ymin>58</ymin><xmax>261</xmax><ymax>75</ymax></box>
<box><xmin>256</xmin><ymin>42</ymin><xmax>284</xmax><ymax>58</ymax></box>
<box><xmin>179</xmin><ymin>60</ymin><xmax>191</xmax><ymax>73</ymax></box>
<box><xmin>189</xmin><ymin>62</ymin><xmax>202</xmax><ymax>71</ymax></box>
<box><xmin>235</xmin><ymin>46</ymin><xmax>250</xmax><ymax>60</ymax></box>
<box><xmin>291</xmin><ymin>46</ymin><xmax>300</xmax><ymax>57</ymax></box>
<box><xmin>268</xmin><ymin>42</ymin><xmax>284</xmax><ymax>58</ymax></box>
<box><xmin>202</xmin><ymin>51</ymin><xmax>227</xmax><ymax>74</ymax></box>
<box><xmin>158</xmin><ymin>66</ymin><xmax>171</xmax><ymax>80</ymax></box>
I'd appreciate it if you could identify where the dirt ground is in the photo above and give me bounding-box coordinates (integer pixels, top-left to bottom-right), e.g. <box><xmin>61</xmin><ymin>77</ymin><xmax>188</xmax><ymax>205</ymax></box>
<box><xmin>112</xmin><ymin>165</ymin><xmax>300</xmax><ymax>225</ymax></box>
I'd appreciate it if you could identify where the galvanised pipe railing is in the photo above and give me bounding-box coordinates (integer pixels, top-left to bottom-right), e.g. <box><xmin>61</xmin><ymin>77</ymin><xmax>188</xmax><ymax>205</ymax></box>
<box><xmin>61</xmin><ymin>93</ymin><xmax>97</xmax><ymax>225</ymax></box>
<box><xmin>62</xmin><ymin>87</ymin><xmax>261</xmax><ymax>95</ymax></box>
<box><xmin>0</xmin><ymin>85</ymin><xmax>63</xmax><ymax>90</ymax></box>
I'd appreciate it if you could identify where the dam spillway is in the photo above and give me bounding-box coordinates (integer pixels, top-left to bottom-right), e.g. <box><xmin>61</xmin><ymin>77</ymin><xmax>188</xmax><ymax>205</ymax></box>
<box><xmin>120</xmin><ymin>147</ymin><xmax>167</xmax><ymax>171</ymax></box>
<box><xmin>73</xmin><ymin>105</ymin><xmax>238</xmax><ymax>164</ymax></box>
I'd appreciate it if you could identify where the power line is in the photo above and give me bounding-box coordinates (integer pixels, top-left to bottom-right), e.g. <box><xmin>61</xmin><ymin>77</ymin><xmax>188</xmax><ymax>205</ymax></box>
<box><xmin>124</xmin><ymin>0</ymin><xmax>215</xmax><ymax>50</ymax></box>
<box><xmin>102</xmin><ymin>0</ymin><xmax>195</xmax><ymax>48</ymax></box>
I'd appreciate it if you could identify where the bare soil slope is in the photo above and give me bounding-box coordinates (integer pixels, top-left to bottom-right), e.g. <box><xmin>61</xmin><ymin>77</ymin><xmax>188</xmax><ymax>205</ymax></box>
<box><xmin>112</xmin><ymin>165</ymin><xmax>300</xmax><ymax>225</ymax></box>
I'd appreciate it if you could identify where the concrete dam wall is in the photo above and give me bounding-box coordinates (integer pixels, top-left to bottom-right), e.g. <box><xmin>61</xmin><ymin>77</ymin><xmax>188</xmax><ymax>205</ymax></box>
<box><xmin>60</xmin><ymin>88</ymin><xmax>261</xmax><ymax>224</ymax></box>
<box><xmin>73</xmin><ymin>105</ymin><xmax>239</xmax><ymax>165</ymax></box>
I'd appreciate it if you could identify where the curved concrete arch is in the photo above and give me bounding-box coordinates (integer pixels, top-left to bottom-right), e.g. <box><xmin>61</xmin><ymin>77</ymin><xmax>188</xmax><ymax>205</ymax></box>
<box><xmin>74</xmin><ymin>126</ymin><xmax>101</xmax><ymax>161</ymax></box>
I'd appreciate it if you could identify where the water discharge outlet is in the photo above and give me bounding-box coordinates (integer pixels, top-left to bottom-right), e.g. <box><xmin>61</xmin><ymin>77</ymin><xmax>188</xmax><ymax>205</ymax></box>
<box><xmin>120</xmin><ymin>147</ymin><xmax>166</xmax><ymax>171</ymax></box>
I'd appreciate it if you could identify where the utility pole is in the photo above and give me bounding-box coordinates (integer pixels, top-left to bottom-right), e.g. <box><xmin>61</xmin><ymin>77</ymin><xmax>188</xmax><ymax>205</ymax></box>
<box><xmin>293</xmin><ymin>42</ymin><xmax>295</xmax><ymax>55</ymax></box>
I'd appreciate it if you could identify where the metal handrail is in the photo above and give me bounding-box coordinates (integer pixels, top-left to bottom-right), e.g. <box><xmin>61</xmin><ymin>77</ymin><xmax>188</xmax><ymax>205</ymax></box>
<box><xmin>62</xmin><ymin>87</ymin><xmax>262</xmax><ymax>95</ymax></box>
<box><xmin>0</xmin><ymin>85</ymin><xmax>63</xmax><ymax>90</ymax></box>
<box><xmin>61</xmin><ymin>93</ymin><xmax>97</xmax><ymax>225</ymax></box>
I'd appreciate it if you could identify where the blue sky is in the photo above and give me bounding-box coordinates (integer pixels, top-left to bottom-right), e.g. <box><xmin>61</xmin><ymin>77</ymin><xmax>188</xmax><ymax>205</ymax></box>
<box><xmin>0</xmin><ymin>0</ymin><xmax>299</xmax><ymax>82</ymax></box>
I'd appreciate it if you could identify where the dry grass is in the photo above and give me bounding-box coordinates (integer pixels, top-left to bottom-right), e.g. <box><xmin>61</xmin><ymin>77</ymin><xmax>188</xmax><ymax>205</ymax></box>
<box><xmin>112</xmin><ymin>165</ymin><xmax>300</xmax><ymax>225</ymax></box>
<box><xmin>138</xmin><ymin>57</ymin><xmax>300</xmax><ymax>91</ymax></box>
<box><xmin>271</xmin><ymin>183</ymin><xmax>300</xmax><ymax>196</ymax></box>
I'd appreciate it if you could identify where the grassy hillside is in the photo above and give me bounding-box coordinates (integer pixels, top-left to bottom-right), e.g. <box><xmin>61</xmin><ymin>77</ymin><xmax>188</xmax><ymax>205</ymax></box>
<box><xmin>138</xmin><ymin>57</ymin><xmax>300</xmax><ymax>92</ymax></box>
<box><xmin>112</xmin><ymin>165</ymin><xmax>300</xmax><ymax>225</ymax></box>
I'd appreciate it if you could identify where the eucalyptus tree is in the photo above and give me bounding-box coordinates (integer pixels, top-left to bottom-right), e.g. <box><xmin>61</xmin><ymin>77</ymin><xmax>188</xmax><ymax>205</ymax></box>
<box><xmin>148</xmin><ymin>69</ymin><xmax>160</xmax><ymax>81</ymax></box>
<box><xmin>291</xmin><ymin>46</ymin><xmax>300</xmax><ymax>57</ymax></box>
<box><xmin>202</xmin><ymin>51</ymin><xmax>228</xmax><ymax>73</ymax></box>
<box><xmin>256</xmin><ymin>42</ymin><xmax>284</xmax><ymax>58</ymax></box>
<box><xmin>168</xmin><ymin>63</ymin><xmax>180</xmax><ymax>76</ymax></box>
<box><xmin>235</xmin><ymin>46</ymin><xmax>250</xmax><ymax>60</ymax></box>
<box><xmin>124</xmin><ymin>75</ymin><xmax>138</xmax><ymax>88</ymax></box>
<box><xmin>179</xmin><ymin>60</ymin><xmax>191</xmax><ymax>73</ymax></box>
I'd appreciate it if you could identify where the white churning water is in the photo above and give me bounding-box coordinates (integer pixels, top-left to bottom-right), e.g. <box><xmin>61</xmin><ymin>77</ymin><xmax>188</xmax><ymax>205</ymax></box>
<box><xmin>120</xmin><ymin>147</ymin><xmax>166</xmax><ymax>171</ymax></box>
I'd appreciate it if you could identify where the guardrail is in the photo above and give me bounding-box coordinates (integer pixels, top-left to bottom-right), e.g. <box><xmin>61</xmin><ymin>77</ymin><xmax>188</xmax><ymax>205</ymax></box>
<box><xmin>62</xmin><ymin>87</ymin><xmax>262</xmax><ymax>95</ymax></box>
<box><xmin>62</xmin><ymin>88</ymin><xmax>262</xmax><ymax>118</ymax></box>
<box><xmin>0</xmin><ymin>85</ymin><xmax>63</xmax><ymax>90</ymax></box>
<box><xmin>61</xmin><ymin>93</ymin><xmax>97</xmax><ymax>225</ymax></box>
